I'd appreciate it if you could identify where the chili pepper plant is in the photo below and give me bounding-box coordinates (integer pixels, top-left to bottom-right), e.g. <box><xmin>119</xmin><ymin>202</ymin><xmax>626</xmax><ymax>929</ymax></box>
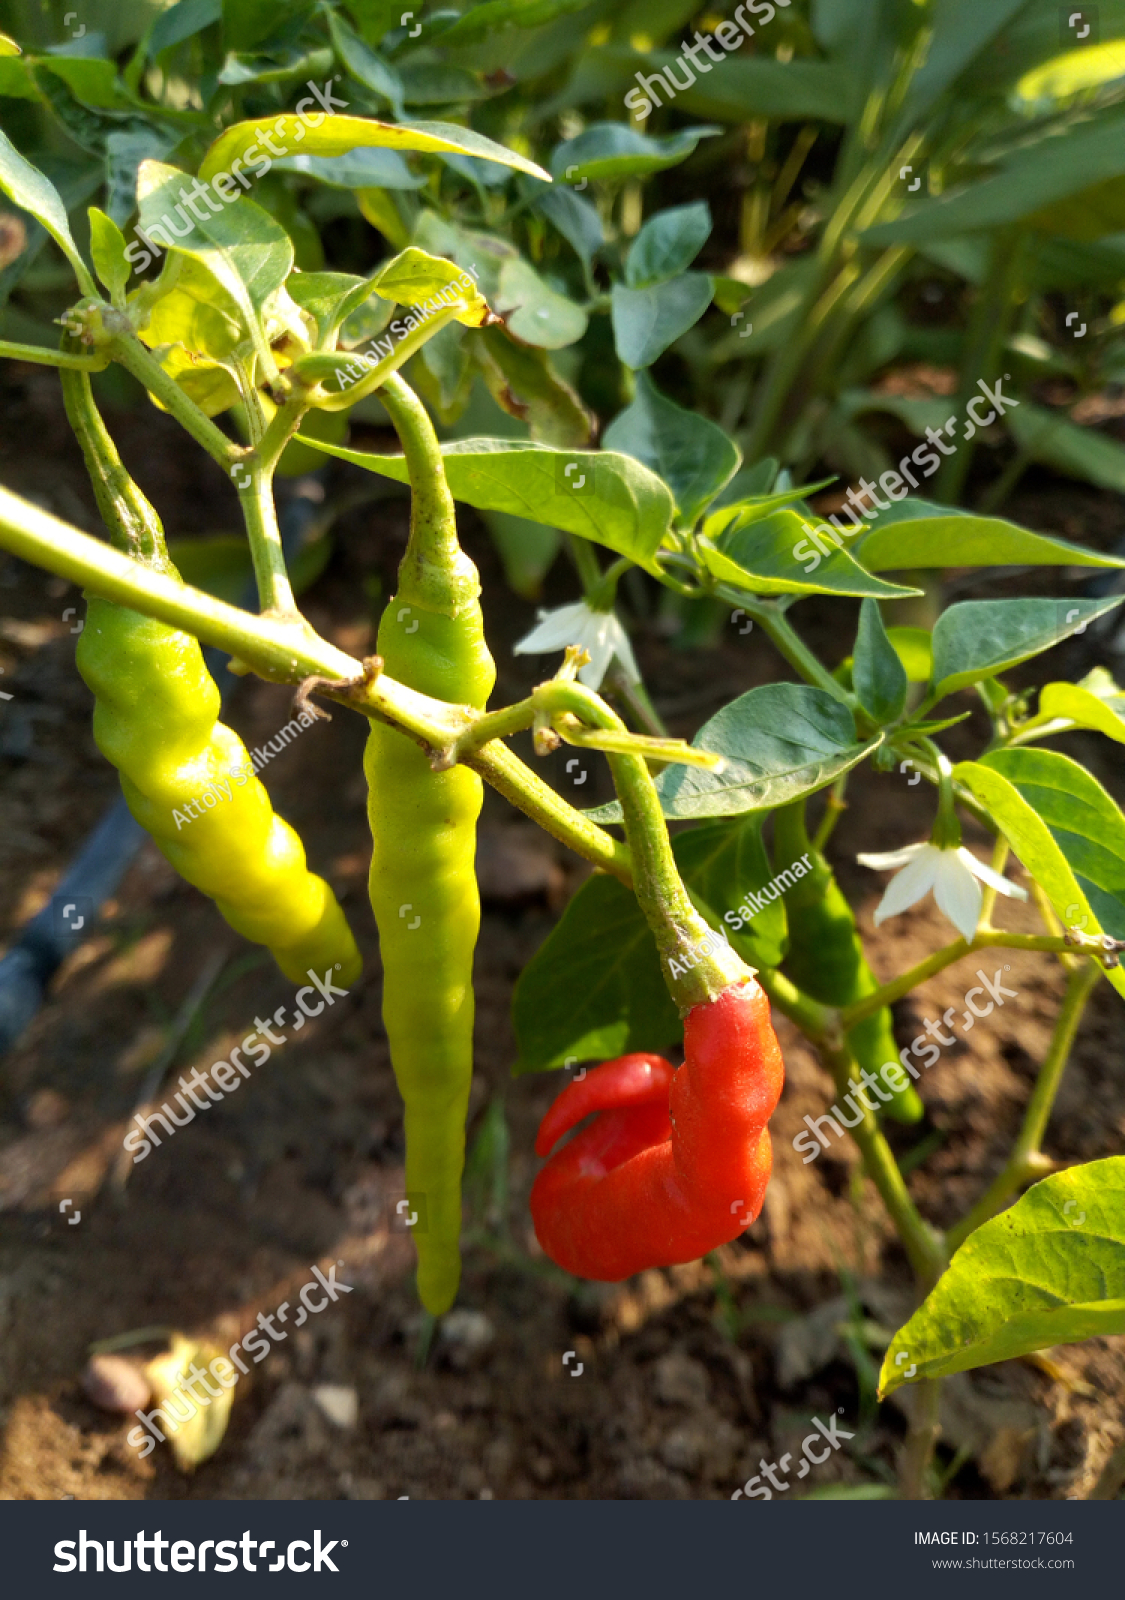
<box><xmin>1</xmin><ymin>100</ymin><xmax>1125</xmax><ymax>1502</ymax></box>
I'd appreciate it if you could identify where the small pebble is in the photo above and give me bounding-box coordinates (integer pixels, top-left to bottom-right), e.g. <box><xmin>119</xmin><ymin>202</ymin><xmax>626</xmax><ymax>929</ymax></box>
<box><xmin>82</xmin><ymin>1354</ymin><xmax>151</xmax><ymax>1414</ymax></box>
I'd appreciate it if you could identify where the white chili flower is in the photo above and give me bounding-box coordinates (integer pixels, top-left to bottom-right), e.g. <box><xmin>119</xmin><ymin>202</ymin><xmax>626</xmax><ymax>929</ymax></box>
<box><xmin>513</xmin><ymin>600</ymin><xmax>639</xmax><ymax>690</ymax></box>
<box><xmin>857</xmin><ymin>842</ymin><xmax>1027</xmax><ymax>945</ymax></box>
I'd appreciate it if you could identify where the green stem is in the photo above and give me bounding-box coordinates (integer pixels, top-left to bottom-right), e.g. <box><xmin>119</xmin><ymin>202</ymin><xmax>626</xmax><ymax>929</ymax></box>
<box><xmin>946</xmin><ymin>959</ymin><xmax>1101</xmax><ymax>1252</ymax></box>
<box><xmin>0</xmin><ymin>482</ymin><xmax>631</xmax><ymax>884</ymax></box>
<box><xmin>756</xmin><ymin>967</ymin><xmax>834</xmax><ymax>1041</ymax></box>
<box><xmin>240</xmin><ymin>464</ymin><xmax>298</xmax><ymax>618</ymax></box>
<box><xmin>297</xmin><ymin>304</ymin><xmax>463</xmax><ymax>412</ymax></box>
<box><xmin>841</xmin><ymin>930</ymin><xmax>1082</xmax><ymax>1028</ymax></box>
<box><xmin>0</xmin><ymin>338</ymin><xmax>108</xmax><ymax>370</ymax></box>
<box><xmin>933</xmin><ymin>225</ymin><xmax>1028</xmax><ymax>505</ymax></box>
<box><xmin>822</xmin><ymin>1037</ymin><xmax>946</xmax><ymax>1288</ymax></box>
<box><xmin>107</xmin><ymin>330</ymin><xmax>242</xmax><ymax>468</ymax></box>
<box><xmin>899</xmin><ymin>1378</ymin><xmax>942</xmax><ymax>1500</ymax></box>
<box><xmin>376</xmin><ymin>371</ymin><xmax>476</xmax><ymax>613</ymax></box>
<box><xmin>720</xmin><ymin>594</ymin><xmax>857</xmax><ymax>707</ymax></box>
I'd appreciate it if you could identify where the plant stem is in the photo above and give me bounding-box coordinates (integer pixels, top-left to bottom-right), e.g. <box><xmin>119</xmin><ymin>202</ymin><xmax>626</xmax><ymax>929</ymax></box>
<box><xmin>0</xmin><ymin>482</ymin><xmax>632</xmax><ymax>881</ymax></box>
<box><xmin>0</xmin><ymin>338</ymin><xmax>108</xmax><ymax>370</ymax></box>
<box><xmin>946</xmin><ymin>958</ymin><xmax>1102</xmax><ymax>1252</ymax></box>
<box><xmin>298</xmin><ymin>304</ymin><xmax>463</xmax><ymax>412</ymax></box>
<box><xmin>240</xmin><ymin>464</ymin><xmax>299</xmax><ymax>618</ymax></box>
<box><xmin>722</xmin><ymin>594</ymin><xmax>857</xmax><ymax>707</ymax></box>
<box><xmin>822</xmin><ymin>1037</ymin><xmax>946</xmax><ymax>1288</ymax></box>
<box><xmin>841</xmin><ymin>931</ymin><xmax>1081</xmax><ymax>1028</ymax></box>
<box><xmin>899</xmin><ymin>1378</ymin><xmax>942</xmax><ymax>1500</ymax></box>
<box><xmin>106</xmin><ymin>330</ymin><xmax>242</xmax><ymax>468</ymax></box>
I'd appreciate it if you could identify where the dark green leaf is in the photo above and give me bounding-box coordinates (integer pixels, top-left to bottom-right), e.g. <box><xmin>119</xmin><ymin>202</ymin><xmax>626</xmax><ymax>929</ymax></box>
<box><xmin>880</xmin><ymin>1159</ymin><xmax>1125</xmax><ymax>1395</ymax></box>
<box><xmin>1008</xmin><ymin>400</ymin><xmax>1125</xmax><ymax>495</ymax></box>
<box><xmin>701</xmin><ymin>507</ymin><xmax>921</xmax><ymax>600</ymax></box>
<box><xmin>930</xmin><ymin>597</ymin><xmax>1125</xmax><ymax>701</ymax></box>
<box><xmin>472</xmin><ymin>326</ymin><xmax>594</xmax><ymax>447</ymax></box>
<box><xmin>625</xmin><ymin>200</ymin><xmax>711</xmax><ymax>288</ymax></box>
<box><xmin>150</xmin><ymin>0</ymin><xmax>222</xmax><ymax>57</ymax></box>
<box><xmin>435</xmin><ymin>0</ymin><xmax>592</xmax><ymax>46</ymax></box>
<box><xmin>602</xmin><ymin>371</ymin><xmax>739</xmax><ymax>526</ymax></box>
<box><xmin>326</xmin><ymin>8</ymin><xmax>405</xmax><ymax>115</ymax></box>
<box><xmin>531</xmin><ymin>184</ymin><xmax>604</xmax><ymax>269</ymax></box>
<box><xmin>511</xmin><ymin>873</ymin><xmax>681</xmax><ymax>1073</ymax></box>
<box><xmin>551</xmin><ymin>121</ymin><xmax>720</xmax><ymax>184</ymax></box>
<box><xmin>587</xmin><ymin>686</ymin><xmax>881</xmax><ymax>822</ymax></box>
<box><xmin>611</xmin><ymin>273</ymin><xmax>713</xmax><ymax>368</ymax></box>
<box><xmin>659</xmin><ymin>55</ymin><xmax>851</xmax><ymax>124</ymax></box>
<box><xmin>674</xmin><ymin>815</ymin><xmax>787</xmax><ymax>969</ymax></box>
<box><xmin>854</xmin><ymin>598</ymin><xmax>907</xmax><ymax>725</ymax></box>
<box><xmin>272</xmin><ymin>147</ymin><xmax>424</xmax><ymax>189</ymax></box>
<box><xmin>0</xmin><ymin>127</ymin><xmax>94</xmax><ymax>294</ymax></box>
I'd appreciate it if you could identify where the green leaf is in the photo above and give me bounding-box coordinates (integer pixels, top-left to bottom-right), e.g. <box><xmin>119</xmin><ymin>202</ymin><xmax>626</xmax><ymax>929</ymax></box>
<box><xmin>272</xmin><ymin>146</ymin><xmax>424</xmax><ymax>189</ymax></box>
<box><xmin>550</xmin><ymin>122</ymin><xmax>720</xmax><ymax>184</ymax></box>
<box><xmin>87</xmin><ymin>205</ymin><xmax>129</xmax><ymax>307</ymax></box>
<box><xmin>435</xmin><ymin>0</ymin><xmax>592</xmax><ymax>46</ymax></box>
<box><xmin>930</xmin><ymin>597</ymin><xmax>1124</xmax><ymax>701</ymax></box>
<box><xmin>1008</xmin><ymin>400</ymin><xmax>1125</xmax><ymax>495</ymax></box>
<box><xmin>611</xmin><ymin>274</ymin><xmax>713</xmax><ymax>369</ymax></box>
<box><xmin>0</xmin><ymin>33</ymin><xmax>20</xmax><ymax>56</ymax></box>
<box><xmin>531</xmin><ymin>184</ymin><xmax>603</xmax><ymax>270</ymax></box>
<box><xmin>587</xmin><ymin>686</ymin><xmax>881</xmax><ymax>823</ymax></box>
<box><xmin>370</xmin><ymin>245</ymin><xmax>492</xmax><ymax>326</ymax></box>
<box><xmin>136</xmin><ymin>159</ymin><xmax>293</xmax><ymax>380</ymax></box>
<box><xmin>494</xmin><ymin>255</ymin><xmax>587</xmax><ymax>348</ymax></box>
<box><xmin>673</xmin><ymin>815</ymin><xmax>787</xmax><ymax>969</ymax></box>
<box><xmin>625</xmin><ymin>200</ymin><xmax>711</xmax><ymax>289</ymax></box>
<box><xmin>149</xmin><ymin>0</ymin><xmax>222</xmax><ymax>57</ymax></box>
<box><xmin>701</xmin><ymin>508</ymin><xmax>922</xmax><ymax>600</ymax></box>
<box><xmin>482</xmin><ymin>508</ymin><xmax>560</xmax><ymax>599</ymax></box>
<box><xmin>304</xmin><ymin>435</ymin><xmax>675</xmax><ymax>571</ymax></box>
<box><xmin>854</xmin><ymin>598</ymin><xmax>907</xmax><ymax>725</ymax></box>
<box><xmin>865</xmin><ymin>108</ymin><xmax>1125</xmax><ymax>244</ymax></box>
<box><xmin>887</xmin><ymin>625</ymin><xmax>932</xmax><ymax>685</ymax></box>
<box><xmin>602</xmin><ymin>371</ymin><xmax>739</xmax><ymax>526</ymax></box>
<box><xmin>880</xmin><ymin>1159</ymin><xmax>1125</xmax><ymax>1396</ymax></box>
<box><xmin>0</xmin><ymin>127</ymin><xmax>94</xmax><ymax>295</ymax></box>
<box><xmin>1026</xmin><ymin>676</ymin><xmax>1125</xmax><ymax>746</ymax></box>
<box><xmin>511</xmin><ymin>873</ymin><xmax>682</xmax><ymax>1073</ymax></box>
<box><xmin>978</xmin><ymin>748</ymin><xmax>1125</xmax><ymax>944</ymax></box>
<box><xmin>472</xmin><ymin>326</ymin><xmax>594</xmax><ymax>447</ymax></box>
<box><xmin>858</xmin><ymin>500</ymin><xmax>1125</xmax><ymax>571</ymax></box>
<box><xmin>326</xmin><ymin>8</ymin><xmax>405</xmax><ymax>116</ymax></box>
<box><xmin>954</xmin><ymin>756</ymin><xmax>1125</xmax><ymax>1004</ymax></box>
<box><xmin>630</xmin><ymin>52</ymin><xmax>849</xmax><ymax>124</ymax></box>
<box><xmin>198</xmin><ymin>114</ymin><xmax>551</xmax><ymax>187</ymax></box>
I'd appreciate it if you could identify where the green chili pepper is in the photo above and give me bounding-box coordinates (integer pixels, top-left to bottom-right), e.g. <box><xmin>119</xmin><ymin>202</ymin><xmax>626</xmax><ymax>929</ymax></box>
<box><xmin>364</xmin><ymin>374</ymin><xmax>495</xmax><ymax>1316</ymax></box>
<box><xmin>65</xmin><ymin>366</ymin><xmax>361</xmax><ymax>988</ymax></box>
<box><xmin>775</xmin><ymin>802</ymin><xmax>923</xmax><ymax>1125</ymax></box>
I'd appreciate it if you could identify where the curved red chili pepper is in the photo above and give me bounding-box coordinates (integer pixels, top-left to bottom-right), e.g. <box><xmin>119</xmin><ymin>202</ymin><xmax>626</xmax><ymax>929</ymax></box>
<box><xmin>530</xmin><ymin>980</ymin><xmax>784</xmax><ymax>1281</ymax></box>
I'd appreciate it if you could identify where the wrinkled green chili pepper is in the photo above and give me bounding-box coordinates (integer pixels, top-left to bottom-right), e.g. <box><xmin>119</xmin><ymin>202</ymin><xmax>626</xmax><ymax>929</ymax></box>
<box><xmin>65</xmin><ymin>367</ymin><xmax>361</xmax><ymax>988</ymax></box>
<box><xmin>775</xmin><ymin>801</ymin><xmax>923</xmax><ymax>1124</ymax></box>
<box><xmin>364</xmin><ymin>374</ymin><xmax>495</xmax><ymax>1316</ymax></box>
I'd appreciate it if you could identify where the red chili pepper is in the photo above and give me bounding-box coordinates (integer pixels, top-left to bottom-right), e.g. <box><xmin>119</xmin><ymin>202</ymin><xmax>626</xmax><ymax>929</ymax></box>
<box><xmin>530</xmin><ymin>979</ymin><xmax>784</xmax><ymax>1280</ymax></box>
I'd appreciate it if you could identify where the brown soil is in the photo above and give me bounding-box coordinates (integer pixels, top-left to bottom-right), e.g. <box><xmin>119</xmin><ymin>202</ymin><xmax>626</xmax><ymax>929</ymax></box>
<box><xmin>0</xmin><ymin>362</ymin><xmax>1123</xmax><ymax>1502</ymax></box>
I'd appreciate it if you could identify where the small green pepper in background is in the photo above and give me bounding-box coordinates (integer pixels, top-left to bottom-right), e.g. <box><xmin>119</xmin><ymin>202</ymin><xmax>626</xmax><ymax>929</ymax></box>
<box><xmin>775</xmin><ymin>802</ymin><xmax>924</xmax><ymax>1125</ymax></box>
<box><xmin>64</xmin><ymin>365</ymin><xmax>361</xmax><ymax>989</ymax></box>
<box><xmin>364</xmin><ymin>374</ymin><xmax>495</xmax><ymax>1317</ymax></box>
